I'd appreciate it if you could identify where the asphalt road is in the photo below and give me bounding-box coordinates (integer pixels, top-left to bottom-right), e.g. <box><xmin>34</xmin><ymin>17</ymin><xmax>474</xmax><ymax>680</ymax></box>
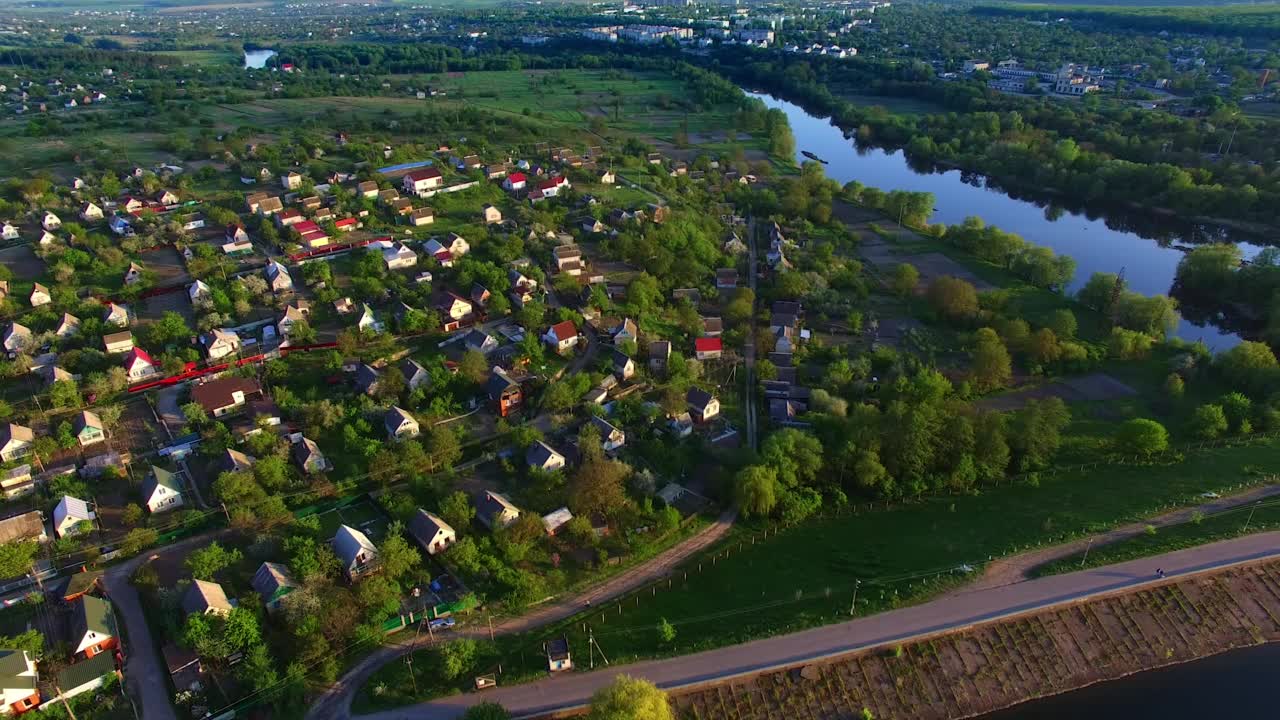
<box><xmin>355</xmin><ymin>530</ymin><xmax>1280</xmax><ymax>720</ymax></box>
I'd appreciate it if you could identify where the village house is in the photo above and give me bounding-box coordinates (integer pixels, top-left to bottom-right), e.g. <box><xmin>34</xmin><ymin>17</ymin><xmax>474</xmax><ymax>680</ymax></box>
<box><xmin>252</xmin><ymin>562</ymin><xmax>298</xmax><ymax>613</ymax></box>
<box><xmin>436</xmin><ymin>293</ymin><xmax>474</xmax><ymax>324</ymax></box>
<box><xmin>543</xmin><ymin>320</ymin><xmax>580</xmax><ymax>355</ymax></box>
<box><xmin>222</xmin><ymin>448</ymin><xmax>255</xmax><ymax>474</ymax></box>
<box><xmin>591</xmin><ymin>416</ymin><xmax>626</xmax><ymax>453</ymax></box>
<box><xmin>357</xmin><ymin>180</ymin><xmax>379</xmax><ymax>198</ymax></box>
<box><xmin>42</xmin><ymin>211</ymin><xmax>61</xmax><ymax>231</ymax></box>
<box><xmin>156</xmin><ymin>190</ymin><xmax>179</xmax><ymax>206</ymax></box>
<box><xmin>333</xmin><ymin>524</ymin><xmax>379</xmax><ymax>581</ymax></box>
<box><xmin>463</xmin><ymin>329</ymin><xmax>499</xmax><ymax>355</ymax></box>
<box><xmin>410</xmin><ymin>207</ymin><xmax>435</xmax><ymax>226</ymax></box>
<box><xmin>124</xmin><ymin>262</ymin><xmax>144</xmax><ymax>285</ymax></box>
<box><xmin>0</xmin><ymin>222</ymin><xmax>18</xmax><ymax>241</ymax></box>
<box><xmin>2</xmin><ymin>322</ymin><xmax>30</xmax><ymax>354</ymax></box>
<box><xmin>383</xmin><ymin>243</ymin><xmax>418</xmax><ymax>270</ymax></box>
<box><xmin>281</xmin><ymin>171</ymin><xmax>303</xmax><ymax>190</ymax></box>
<box><xmin>202</xmin><ymin>329</ymin><xmax>241</xmax><ymax>360</ymax></box>
<box><xmin>103</xmin><ymin>302</ymin><xmax>131</xmax><ymax>327</ymax></box>
<box><xmin>293</xmin><ymin>436</ymin><xmax>328</xmax><ymax>475</ymax></box>
<box><xmin>613</xmin><ymin>350</ymin><xmax>636</xmax><ymax>381</ymax></box>
<box><xmin>503</xmin><ymin>172</ymin><xmax>528</xmax><ymax>192</ymax></box>
<box><xmin>102</xmin><ymin>331</ymin><xmax>133</xmax><ymax>355</ymax></box>
<box><xmin>611</xmin><ymin>318</ymin><xmax>639</xmax><ymax>345</ymax></box>
<box><xmin>399</xmin><ymin>358</ymin><xmax>431</xmax><ymax>391</ymax></box>
<box><xmin>183</xmin><ymin>579</ymin><xmax>232</xmax><ymax>618</ymax></box>
<box><xmin>552</xmin><ymin>244</ymin><xmax>583</xmax><ymax>277</ymax></box>
<box><xmin>80</xmin><ymin>202</ymin><xmax>103</xmax><ymax>222</ymax></box>
<box><xmin>0</xmin><ymin>424</ymin><xmax>33</xmax><ymax>463</ymax></box>
<box><xmin>687</xmin><ymin>388</ymin><xmax>721</xmax><ymax>423</ymax></box>
<box><xmin>695</xmin><ymin>337</ymin><xmax>723</xmax><ymax>361</ymax></box>
<box><xmin>408</xmin><ymin>509</ymin><xmax>456</xmax><ymax>555</ymax></box>
<box><xmin>53</xmin><ymin>496</ymin><xmax>94</xmax><ymax>537</ymax></box>
<box><xmin>143</xmin><ymin>466</ymin><xmax>184</xmax><ymax>513</ymax></box>
<box><xmin>263</xmin><ymin>261</ymin><xmax>292</xmax><ymax>294</ymax></box>
<box><xmin>649</xmin><ymin>340</ymin><xmax>672</xmax><ymax>372</ymax></box>
<box><xmin>0</xmin><ymin>466</ymin><xmax>33</xmax><ymax>500</ymax></box>
<box><xmin>277</xmin><ymin>303</ymin><xmax>311</xmax><ymax>339</ymax></box>
<box><xmin>0</xmin><ymin>649</ymin><xmax>40</xmax><ymax>714</ymax></box>
<box><xmin>476</xmin><ymin>491</ymin><xmax>520</xmax><ymax>530</ymax></box>
<box><xmin>357</xmin><ymin>304</ymin><xmax>383</xmax><ymax>333</ymax></box>
<box><xmin>36</xmin><ymin>364</ymin><xmax>72</xmax><ymax>388</ymax></box>
<box><xmin>123</xmin><ymin>347</ymin><xmax>158</xmax><ymax>381</ymax></box>
<box><xmin>486</xmin><ymin>369</ymin><xmax>523</xmax><ymax>418</ymax></box>
<box><xmin>191</xmin><ymin>376</ymin><xmax>263</xmax><ymax>418</ymax></box>
<box><xmin>702</xmin><ymin>317</ymin><xmax>724</xmax><ymax>337</ymax></box>
<box><xmin>481</xmin><ymin>204</ymin><xmax>502</xmax><ymax>224</ymax></box>
<box><xmin>29</xmin><ymin>283</ymin><xmax>51</xmax><ymax>308</ymax></box>
<box><xmin>545</xmin><ymin>637</ymin><xmax>573</xmax><ymax>673</ymax></box>
<box><xmin>542</xmin><ymin>507</ymin><xmax>574</xmax><ymax>536</ymax></box>
<box><xmin>716</xmin><ymin>268</ymin><xmax>739</xmax><ymax>290</ymax></box>
<box><xmin>354</xmin><ymin>363</ymin><xmax>380</xmax><ymax>395</ymax></box>
<box><xmin>69</xmin><ymin>595</ymin><xmax>116</xmax><ymax>660</ymax></box>
<box><xmin>384</xmin><ymin>406</ymin><xmax>420</xmax><ymax>439</ymax></box>
<box><xmin>403</xmin><ymin>167</ymin><xmax>443</xmax><ymax>195</ymax></box>
<box><xmin>226</xmin><ymin>224</ymin><xmax>250</xmax><ymax>244</ymax></box>
<box><xmin>74</xmin><ymin>410</ymin><xmax>105</xmax><ymax>446</ymax></box>
<box><xmin>526</xmin><ymin>441</ymin><xmax>566</xmax><ymax>472</ymax></box>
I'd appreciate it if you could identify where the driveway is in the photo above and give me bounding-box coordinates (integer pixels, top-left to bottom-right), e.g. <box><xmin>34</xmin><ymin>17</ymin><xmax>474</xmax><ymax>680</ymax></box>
<box><xmin>353</xmin><ymin>530</ymin><xmax>1280</xmax><ymax>720</ymax></box>
<box><xmin>154</xmin><ymin>385</ymin><xmax>185</xmax><ymax>439</ymax></box>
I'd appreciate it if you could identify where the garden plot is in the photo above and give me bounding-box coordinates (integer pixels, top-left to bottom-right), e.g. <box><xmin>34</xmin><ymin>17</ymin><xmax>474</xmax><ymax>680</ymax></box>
<box><xmin>312</xmin><ymin>497</ymin><xmax>391</xmax><ymax>541</ymax></box>
<box><xmin>978</xmin><ymin>373</ymin><xmax>1138</xmax><ymax>412</ymax></box>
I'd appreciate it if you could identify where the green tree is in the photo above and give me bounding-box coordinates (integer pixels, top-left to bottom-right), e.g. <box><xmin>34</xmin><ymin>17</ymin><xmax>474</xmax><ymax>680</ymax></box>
<box><xmin>186</xmin><ymin>542</ymin><xmax>244</xmax><ymax>580</ymax></box>
<box><xmin>1048</xmin><ymin>309</ymin><xmax>1078</xmax><ymax>339</ymax></box>
<box><xmin>462</xmin><ymin>703</ymin><xmax>511</xmax><ymax>720</ymax></box>
<box><xmin>0</xmin><ymin>541</ymin><xmax>38</xmax><ymax>578</ymax></box>
<box><xmin>49</xmin><ymin>379</ymin><xmax>80</xmax><ymax>408</ymax></box>
<box><xmin>587</xmin><ymin>674</ymin><xmax>673</xmax><ymax>720</ymax></box>
<box><xmin>1164</xmin><ymin>373</ymin><xmax>1185</xmax><ymax>399</ymax></box>
<box><xmin>1190</xmin><ymin>404</ymin><xmax>1229</xmax><ymax>440</ymax></box>
<box><xmin>435</xmin><ymin>637</ymin><xmax>479</xmax><ymax>680</ymax></box>
<box><xmin>377</xmin><ymin>521</ymin><xmax>421</xmax><ymax>582</ymax></box>
<box><xmin>971</xmin><ymin>328</ymin><xmax>1012</xmax><ymax>392</ymax></box>
<box><xmin>458</xmin><ymin>351</ymin><xmax>487</xmax><ymax>385</ymax></box>
<box><xmin>927</xmin><ymin>276</ymin><xmax>979</xmax><ymax>322</ymax></box>
<box><xmin>733</xmin><ymin>465</ymin><xmax>779</xmax><ymax>518</ymax></box>
<box><xmin>1114</xmin><ymin>419</ymin><xmax>1169</xmax><ymax>457</ymax></box>
<box><xmin>423</xmin><ymin>425</ymin><xmax>462</xmax><ymax>473</ymax></box>
<box><xmin>439</xmin><ymin>491</ymin><xmax>475</xmax><ymax>533</ymax></box>
<box><xmin>891</xmin><ymin>263</ymin><xmax>919</xmax><ymax>298</ymax></box>
<box><xmin>657</xmin><ymin>618</ymin><xmax>677</xmax><ymax>644</ymax></box>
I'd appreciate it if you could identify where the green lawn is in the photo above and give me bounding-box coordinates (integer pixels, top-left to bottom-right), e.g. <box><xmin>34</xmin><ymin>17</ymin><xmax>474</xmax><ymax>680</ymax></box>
<box><xmin>356</xmin><ymin>435</ymin><xmax>1280</xmax><ymax>711</ymax></box>
<box><xmin>1034</xmin><ymin>492</ymin><xmax>1280</xmax><ymax>577</ymax></box>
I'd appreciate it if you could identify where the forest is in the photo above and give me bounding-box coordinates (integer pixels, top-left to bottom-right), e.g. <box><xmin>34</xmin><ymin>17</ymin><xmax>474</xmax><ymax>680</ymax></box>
<box><xmin>975</xmin><ymin>3</ymin><xmax>1280</xmax><ymax>42</ymax></box>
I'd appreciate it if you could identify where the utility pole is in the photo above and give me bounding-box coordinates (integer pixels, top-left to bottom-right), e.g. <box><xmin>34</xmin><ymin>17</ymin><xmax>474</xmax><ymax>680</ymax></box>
<box><xmin>52</xmin><ymin>684</ymin><xmax>79</xmax><ymax>720</ymax></box>
<box><xmin>849</xmin><ymin>579</ymin><xmax>861</xmax><ymax>616</ymax></box>
<box><xmin>487</xmin><ymin>615</ymin><xmax>494</xmax><ymax>642</ymax></box>
<box><xmin>1243</xmin><ymin>500</ymin><xmax>1262</xmax><ymax>533</ymax></box>
<box><xmin>1080</xmin><ymin>537</ymin><xmax>1094</xmax><ymax>568</ymax></box>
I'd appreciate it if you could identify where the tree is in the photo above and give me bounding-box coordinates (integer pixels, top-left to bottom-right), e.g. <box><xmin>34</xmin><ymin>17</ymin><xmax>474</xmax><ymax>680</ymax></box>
<box><xmin>587</xmin><ymin>675</ymin><xmax>673</xmax><ymax>720</ymax></box>
<box><xmin>1164</xmin><ymin>373</ymin><xmax>1185</xmax><ymax>399</ymax></box>
<box><xmin>1115</xmin><ymin>419</ymin><xmax>1169</xmax><ymax>457</ymax></box>
<box><xmin>0</xmin><ymin>541</ymin><xmax>38</xmax><ymax>578</ymax></box>
<box><xmin>733</xmin><ymin>465</ymin><xmax>778</xmax><ymax>518</ymax></box>
<box><xmin>1048</xmin><ymin>309</ymin><xmax>1078</xmax><ymax>339</ymax></box>
<box><xmin>439</xmin><ymin>491</ymin><xmax>475</xmax><ymax>533</ymax></box>
<box><xmin>927</xmin><ymin>276</ymin><xmax>979</xmax><ymax>321</ymax></box>
<box><xmin>759</xmin><ymin>429</ymin><xmax>823</xmax><ymax>488</ymax></box>
<box><xmin>458</xmin><ymin>350</ymin><xmax>487</xmax><ymax>385</ymax></box>
<box><xmin>423</xmin><ymin>425</ymin><xmax>462</xmax><ymax>473</ymax></box>
<box><xmin>49</xmin><ymin>379</ymin><xmax>80</xmax><ymax>409</ymax></box>
<box><xmin>121</xmin><ymin>528</ymin><xmax>159</xmax><ymax>556</ymax></box>
<box><xmin>378</xmin><ymin>521</ymin><xmax>422</xmax><ymax>581</ymax></box>
<box><xmin>1027</xmin><ymin>328</ymin><xmax>1061</xmax><ymax>367</ymax></box>
<box><xmin>186</xmin><ymin>542</ymin><xmax>244</xmax><ymax>580</ymax></box>
<box><xmin>435</xmin><ymin>637</ymin><xmax>479</xmax><ymax>680</ymax></box>
<box><xmin>657</xmin><ymin>618</ymin><xmax>677</xmax><ymax>644</ymax></box>
<box><xmin>1189</xmin><ymin>404</ymin><xmax>1229</xmax><ymax>440</ymax></box>
<box><xmin>971</xmin><ymin>328</ymin><xmax>1012</xmax><ymax>392</ymax></box>
<box><xmin>570</xmin><ymin>457</ymin><xmax>629</xmax><ymax>517</ymax></box>
<box><xmin>1217</xmin><ymin>341</ymin><xmax>1278</xmax><ymax>392</ymax></box>
<box><xmin>1078</xmin><ymin>272</ymin><xmax>1123</xmax><ymax>312</ymax></box>
<box><xmin>891</xmin><ymin>263</ymin><xmax>919</xmax><ymax>298</ymax></box>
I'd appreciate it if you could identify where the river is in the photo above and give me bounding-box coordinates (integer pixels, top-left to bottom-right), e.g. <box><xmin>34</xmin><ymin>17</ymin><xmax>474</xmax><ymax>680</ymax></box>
<box><xmin>983</xmin><ymin>642</ymin><xmax>1280</xmax><ymax>719</ymax></box>
<box><xmin>748</xmin><ymin>92</ymin><xmax>1264</xmax><ymax>350</ymax></box>
<box><xmin>243</xmin><ymin>49</ymin><xmax>277</xmax><ymax>69</ymax></box>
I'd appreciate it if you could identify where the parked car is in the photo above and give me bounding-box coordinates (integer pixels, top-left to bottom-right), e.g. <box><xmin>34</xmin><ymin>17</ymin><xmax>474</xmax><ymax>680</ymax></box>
<box><xmin>428</xmin><ymin>617</ymin><xmax>456</xmax><ymax>631</ymax></box>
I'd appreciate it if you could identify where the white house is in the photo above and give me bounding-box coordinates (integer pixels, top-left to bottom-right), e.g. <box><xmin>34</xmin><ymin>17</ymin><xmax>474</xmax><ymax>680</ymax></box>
<box><xmin>0</xmin><ymin>222</ymin><xmax>18</xmax><ymax>241</ymax></box>
<box><xmin>123</xmin><ymin>347</ymin><xmax>158</xmax><ymax>381</ymax></box>
<box><xmin>333</xmin><ymin>524</ymin><xmax>379</xmax><ymax>581</ymax></box>
<box><xmin>53</xmin><ymin>496</ymin><xmax>95</xmax><ymax>538</ymax></box>
<box><xmin>402</xmin><ymin>167</ymin><xmax>443</xmax><ymax>195</ymax></box>
<box><xmin>3</xmin><ymin>322</ymin><xmax>32</xmax><ymax>353</ymax></box>
<box><xmin>0</xmin><ymin>424</ymin><xmax>34</xmax><ymax>463</ymax></box>
<box><xmin>266</xmin><ymin>261</ymin><xmax>294</xmax><ymax>293</ymax></box>
<box><xmin>29</xmin><ymin>283</ymin><xmax>51</xmax><ymax>307</ymax></box>
<box><xmin>408</xmin><ymin>509</ymin><xmax>456</xmax><ymax>555</ymax></box>
<box><xmin>357</xmin><ymin>304</ymin><xmax>383</xmax><ymax>333</ymax></box>
<box><xmin>54</xmin><ymin>313</ymin><xmax>80</xmax><ymax>338</ymax></box>
<box><xmin>202</xmin><ymin>329</ymin><xmax>241</xmax><ymax>360</ymax></box>
<box><xmin>543</xmin><ymin>320</ymin><xmax>580</xmax><ymax>354</ymax></box>
<box><xmin>42</xmin><ymin>211</ymin><xmax>61</xmax><ymax>231</ymax></box>
<box><xmin>188</xmin><ymin>280</ymin><xmax>212</xmax><ymax>306</ymax></box>
<box><xmin>0</xmin><ymin>650</ymin><xmax>39</xmax><ymax>714</ymax></box>
<box><xmin>80</xmin><ymin>202</ymin><xmax>103</xmax><ymax>222</ymax></box>
<box><xmin>382</xmin><ymin>243</ymin><xmax>418</xmax><ymax>270</ymax></box>
<box><xmin>384</xmin><ymin>406</ymin><xmax>420</xmax><ymax>439</ymax></box>
<box><xmin>124</xmin><ymin>262</ymin><xmax>144</xmax><ymax>285</ymax></box>
<box><xmin>103</xmin><ymin>302</ymin><xmax>130</xmax><ymax>327</ymax></box>
<box><xmin>591</xmin><ymin>416</ymin><xmax>626</xmax><ymax>453</ymax></box>
<box><xmin>142</xmin><ymin>466</ymin><xmax>184</xmax><ymax>513</ymax></box>
<box><xmin>526</xmin><ymin>441</ymin><xmax>566</xmax><ymax>472</ymax></box>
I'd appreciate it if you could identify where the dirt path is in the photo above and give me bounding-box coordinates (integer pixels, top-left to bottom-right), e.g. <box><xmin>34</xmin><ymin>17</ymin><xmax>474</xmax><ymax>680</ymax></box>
<box><xmin>960</xmin><ymin>482</ymin><xmax>1280</xmax><ymax>593</ymax></box>
<box><xmin>305</xmin><ymin>507</ymin><xmax>738</xmax><ymax>720</ymax></box>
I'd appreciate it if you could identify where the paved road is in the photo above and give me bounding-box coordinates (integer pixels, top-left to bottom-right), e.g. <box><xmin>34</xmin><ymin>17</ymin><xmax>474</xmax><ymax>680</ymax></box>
<box><xmin>306</xmin><ymin>508</ymin><xmax>738</xmax><ymax>720</ymax></box>
<box><xmin>103</xmin><ymin>529</ymin><xmax>233</xmax><ymax>720</ymax></box>
<box><xmin>355</xmin><ymin>530</ymin><xmax>1280</xmax><ymax>720</ymax></box>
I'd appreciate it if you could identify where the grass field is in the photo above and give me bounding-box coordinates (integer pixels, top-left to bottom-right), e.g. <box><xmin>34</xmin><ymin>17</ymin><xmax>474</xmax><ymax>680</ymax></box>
<box><xmin>1035</xmin><ymin>490</ymin><xmax>1280</xmax><ymax>576</ymax></box>
<box><xmin>356</xmin><ymin>435</ymin><xmax>1280</xmax><ymax>711</ymax></box>
<box><xmin>312</xmin><ymin>498</ymin><xmax>391</xmax><ymax>541</ymax></box>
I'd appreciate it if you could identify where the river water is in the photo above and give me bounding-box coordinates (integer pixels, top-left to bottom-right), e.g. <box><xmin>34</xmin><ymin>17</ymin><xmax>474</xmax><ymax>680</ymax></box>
<box><xmin>243</xmin><ymin>49</ymin><xmax>277</xmax><ymax>69</ymax></box>
<box><xmin>982</xmin><ymin>642</ymin><xmax>1280</xmax><ymax>719</ymax></box>
<box><xmin>748</xmin><ymin>92</ymin><xmax>1264</xmax><ymax>350</ymax></box>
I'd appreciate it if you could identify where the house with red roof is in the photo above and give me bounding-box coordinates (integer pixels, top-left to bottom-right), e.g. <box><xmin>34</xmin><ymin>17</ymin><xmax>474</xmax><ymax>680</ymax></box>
<box><xmin>334</xmin><ymin>217</ymin><xmax>359</xmax><ymax>233</ymax></box>
<box><xmin>503</xmin><ymin>172</ymin><xmax>528</xmax><ymax>192</ymax></box>
<box><xmin>292</xmin><ymin>220</ymin><xmax>329</xmax><ymax>247</ymax></box>
<box><xmin>694</xmin><ymin>337</ymin><xmax>723</xmax><ymax>361</ymax></box>
<box><xmin>402</xmin><ymin>167</ymin><xmax>443</xmax><ymax>195</ymax></box>
<box><xmin>276</xmin><ymin>208</ymin><xmax>304</xmax><ymax>228</ymax></box>
<box><xmin>543</xmin><ymin>320</ymin><xmax>580</xmax><ymax>355</ymax></box>
<box><xmin>537</xmin><ymin>176</ymin><xmax>570</xmax><ymax>198</ymax></box>
<box><xmin>123</xmin><ymin>347</ymin><xmax>158</xmax><ymax>381</ymax></box>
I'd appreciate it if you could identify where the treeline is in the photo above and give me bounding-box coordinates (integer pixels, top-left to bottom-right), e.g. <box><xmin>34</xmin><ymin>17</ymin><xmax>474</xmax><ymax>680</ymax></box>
<box><xmin>0</xmin><ymin>47</ymin><xmax>184</xmax><ymax>72</ymax></box>
<box><xmin>708</xmin><ymin>50</ymin><xmax>1280</xmax><ymax>227</ymax></box>
<box><xmin>733</xmin><ymin>370</ymin><xmax>1073</xmax><ymax>519</ymax></box>
<box><xmin>974</xmin><ymin>4</ymin><xmax>1280</xmax><ymax>42</ymax></box>
<box><xmin>1175</xmin><ymin>244</ymin><xmax>1280</xmax><ymax>344</ymax></box>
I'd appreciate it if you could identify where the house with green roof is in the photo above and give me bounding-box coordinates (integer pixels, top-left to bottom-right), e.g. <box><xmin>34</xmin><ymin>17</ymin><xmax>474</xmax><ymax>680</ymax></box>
<box><xmin>0</xmin><ymin>649</ymin><xmax>39</xmax><ymax>714</ymax></box>
<box><xmin>70</xmin><ymin>596</ymin><xmax>117</xmax><ymax>660</ymax></box>
<box><xmin>52</xmin><ymin>652</ymin><xmax>117</xmax><ymax>704</ymax></box>
<box><xmin>251</xmin><ymin>562</ymin><xmax>298</xmax><ymax>612</ymax></box>
<box><xmin>142</xmin><ymin>466</ymin><xmax>184</xmax><ymax>514</ymax></box>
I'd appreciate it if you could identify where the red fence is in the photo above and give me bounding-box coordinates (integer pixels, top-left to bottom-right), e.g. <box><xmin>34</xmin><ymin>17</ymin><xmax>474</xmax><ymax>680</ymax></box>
<box><xmin>287</xmin><ymin>236</ymin><xmax>385</xmax><ymax>262</ymax></box>
<box><xmin>126</xmin><ymin>341</ymin><xmax>339</xmax><ymax>393</ymax></box>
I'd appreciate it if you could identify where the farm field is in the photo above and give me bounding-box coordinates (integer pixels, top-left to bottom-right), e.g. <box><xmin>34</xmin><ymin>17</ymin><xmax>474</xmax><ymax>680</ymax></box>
<box><xmin>673</xmin><ymin>559</ymin><xmax>1280</xmax><ymax>720</ymax></box>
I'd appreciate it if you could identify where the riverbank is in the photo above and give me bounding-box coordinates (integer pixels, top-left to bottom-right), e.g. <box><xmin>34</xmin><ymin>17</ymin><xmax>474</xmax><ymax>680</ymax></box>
<box><xmin>669</xmin><ymin>558</ymin><xmax>1280</xmax><ymax>720</ymax></box>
